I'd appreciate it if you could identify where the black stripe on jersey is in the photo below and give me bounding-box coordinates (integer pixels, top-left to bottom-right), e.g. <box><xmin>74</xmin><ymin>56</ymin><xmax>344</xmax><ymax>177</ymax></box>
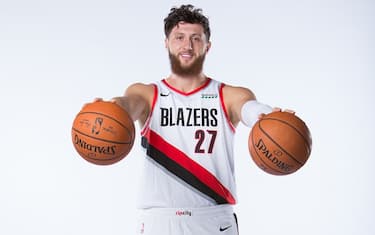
<box><xmin>141</xmin><ymin>136</ymin><xmax>228</xmax><ymax>205</ymax></box>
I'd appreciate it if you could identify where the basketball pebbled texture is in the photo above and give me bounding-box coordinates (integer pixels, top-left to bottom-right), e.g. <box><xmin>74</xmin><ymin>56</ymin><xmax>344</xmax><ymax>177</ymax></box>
<box><xmin>71</xmin><ymin>101</ymin><xmax>135</xmax><ymax>165</ymax></box>
<box><xmin>248</xmin><ymin>111</ymin><xmax>312</xmax><ymax>175</ymax></box>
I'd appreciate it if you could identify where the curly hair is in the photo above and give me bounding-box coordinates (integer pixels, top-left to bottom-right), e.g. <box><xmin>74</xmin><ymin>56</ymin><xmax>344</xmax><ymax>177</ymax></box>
<box><xmin>164</xmin><ymin>4</ymin><xmax>211</xmax><ymax>41</ymax></box>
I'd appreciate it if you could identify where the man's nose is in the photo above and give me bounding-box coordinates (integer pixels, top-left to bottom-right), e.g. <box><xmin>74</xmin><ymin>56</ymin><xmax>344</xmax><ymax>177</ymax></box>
<box><xmin>183</xmin><ymin>38</ymin><xmax>193</xmax><ymax>50</ymax></box>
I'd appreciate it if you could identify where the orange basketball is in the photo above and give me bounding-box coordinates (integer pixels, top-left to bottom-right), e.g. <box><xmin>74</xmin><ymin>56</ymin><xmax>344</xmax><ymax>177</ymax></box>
<box><xmin>248</xmin><ymin>111</ymin><xmax>312</xmax><ymax>175</ymax></box>
<box><xmin>71</xmin><ymin>101</ymin><xmax>135</xmax><ymax>165</ymax></box>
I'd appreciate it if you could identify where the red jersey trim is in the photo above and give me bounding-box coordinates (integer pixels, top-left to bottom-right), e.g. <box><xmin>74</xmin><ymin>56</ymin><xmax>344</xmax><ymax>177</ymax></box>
<box><xmin>161</xmin><ymin>78</ymin><xmax>212</xmax><ymax>96</ymax></box>
<box><xmin>140</xmin><ymin>84</ymin><xmax>158</xmax><ymax>136</ymax></box>
<box><xmin>219</xmin><ymin>83</ymin><xmax>236</xmax><ymax>133</ymax></box>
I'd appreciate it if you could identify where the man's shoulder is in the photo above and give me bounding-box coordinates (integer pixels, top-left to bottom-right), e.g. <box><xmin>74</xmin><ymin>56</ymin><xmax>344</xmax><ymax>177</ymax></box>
<box><xmin>221</xmin><ymin>83</ymin><xmax>253</xmax><ymax>94</ymax></box>
<box><xmin>125</xmin><ymin>83</ymin><xmax>156</xmax><ymax>104</ymax></box>
<box><xmin>127</xmin><ymin>82</ymin><xmax>155</xmax><ymax>92</ymax></box>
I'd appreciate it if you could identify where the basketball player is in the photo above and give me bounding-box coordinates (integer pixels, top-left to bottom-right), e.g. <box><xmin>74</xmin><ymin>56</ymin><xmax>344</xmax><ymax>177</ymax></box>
<box><xmin>96</xmin><ymin>4</ymin><xmax>287</xmax><ymax>235</ymax></box>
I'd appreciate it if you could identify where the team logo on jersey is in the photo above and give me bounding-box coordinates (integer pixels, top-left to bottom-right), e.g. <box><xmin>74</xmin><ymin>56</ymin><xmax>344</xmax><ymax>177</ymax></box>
<box><xmin>201</xmin><ymin>93</ymin><xmax>218</xmax><ymax>99</ymax></box>
<box><xmin>160</xmin><ymin>107</ymin><xmax>218</xmax><ymax>127</ymax></box>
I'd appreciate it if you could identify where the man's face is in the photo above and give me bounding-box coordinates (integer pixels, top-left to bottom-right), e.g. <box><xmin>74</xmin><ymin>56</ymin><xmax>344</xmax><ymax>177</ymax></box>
<box><xmin>165</xmin><ymin>22</ymin><xmax>211</xmax><ymax>76</ymax></box>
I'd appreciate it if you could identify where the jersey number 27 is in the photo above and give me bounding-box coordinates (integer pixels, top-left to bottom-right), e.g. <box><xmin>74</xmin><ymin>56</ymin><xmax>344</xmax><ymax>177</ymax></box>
<box><xmin>195</xmin><ymin>130</ymin><xmax>217</xmax><ymax>154</ymax></box>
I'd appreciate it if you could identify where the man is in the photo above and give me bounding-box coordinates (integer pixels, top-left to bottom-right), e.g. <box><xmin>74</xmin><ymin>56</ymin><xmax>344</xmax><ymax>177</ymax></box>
<box><xmin>105</xmin><ymin>4</ymin><xmax>280</xmax><ymax>235</ymax></box>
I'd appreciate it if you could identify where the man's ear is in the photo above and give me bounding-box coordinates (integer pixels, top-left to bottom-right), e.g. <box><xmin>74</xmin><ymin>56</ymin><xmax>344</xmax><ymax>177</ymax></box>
<box><xmin>164</xmin><ymin>38</ymin><xmax>169</xmax><ymax>49</ymax></box>
<box><xmin>206</xmin><ymin>41</ymin><xmax>211</xmax><ymax>53</ymax></box>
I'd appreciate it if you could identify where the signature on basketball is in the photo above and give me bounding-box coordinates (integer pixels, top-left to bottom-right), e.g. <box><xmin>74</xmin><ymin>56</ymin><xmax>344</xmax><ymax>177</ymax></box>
<box><xmin>79</xmin><ymin>119</ymin><xmax>91</xmax><ymax>128</ymax></box>
<box><xmin>102</xmin><ymin>126</ymin><xmax>118</xmax><ymax>136</ymax></box>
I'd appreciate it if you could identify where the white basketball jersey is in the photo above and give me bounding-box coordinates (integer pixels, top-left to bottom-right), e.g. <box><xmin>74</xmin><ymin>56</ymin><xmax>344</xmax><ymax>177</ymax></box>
<box><xmin>137</xmin><ymin>78</ymin><xmax>237</xmax><ymax>208</ymax></box>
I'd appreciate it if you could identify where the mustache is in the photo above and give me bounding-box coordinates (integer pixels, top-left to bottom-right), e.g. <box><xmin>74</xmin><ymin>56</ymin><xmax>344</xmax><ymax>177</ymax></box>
<box><xmin>168</xmin><ymin>51</ymin><xmax>205</xmax><ymax>76</ymax></box>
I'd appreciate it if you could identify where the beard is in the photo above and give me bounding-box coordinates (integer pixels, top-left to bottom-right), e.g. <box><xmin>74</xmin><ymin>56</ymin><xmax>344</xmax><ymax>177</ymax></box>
<box><xmin>168</xmin><ymin>51</ymin><xmax>206</xmax><ymax>77</ymax></box>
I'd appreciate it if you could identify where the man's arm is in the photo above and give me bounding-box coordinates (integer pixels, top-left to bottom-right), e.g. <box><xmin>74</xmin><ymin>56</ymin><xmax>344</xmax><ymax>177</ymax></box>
<box><xmin>111</xmin><ymin>83</ymin><xmax>155</xmax><ymax>127</ymax></box>
<box><xmin>222</xmin><ymin>84</ymin><xmax>257</xmax><ymax>127</ymax></box>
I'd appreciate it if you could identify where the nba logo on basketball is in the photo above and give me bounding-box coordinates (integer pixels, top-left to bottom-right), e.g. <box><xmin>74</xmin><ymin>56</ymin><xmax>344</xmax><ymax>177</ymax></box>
<box><xmin>92</xmin><ymin>117</ymin><xmax>103</xmax><ymax>135</ymax></box>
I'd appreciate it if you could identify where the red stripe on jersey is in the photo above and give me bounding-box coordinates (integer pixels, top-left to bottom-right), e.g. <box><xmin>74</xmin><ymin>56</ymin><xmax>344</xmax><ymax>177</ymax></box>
<box><xmin>143</xmin><ymin>128</ymin><xmax>236</xmax><ymax>205</ymax></box>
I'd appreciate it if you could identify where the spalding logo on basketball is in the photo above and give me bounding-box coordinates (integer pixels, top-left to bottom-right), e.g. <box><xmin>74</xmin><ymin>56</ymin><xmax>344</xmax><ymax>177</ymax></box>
<box><xmin>71</xmin><ymin>101</ymin><xmax>135</xmax><ymax>165</ymax></box>
<box><xmin>248</xmin><ymin>111</ymin><xmax>312</xmax><ymax>175</ymax></box>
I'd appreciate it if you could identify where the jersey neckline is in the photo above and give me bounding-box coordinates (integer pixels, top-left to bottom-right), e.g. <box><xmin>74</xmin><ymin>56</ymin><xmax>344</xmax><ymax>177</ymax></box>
<box><xmin>161</xmin><ymin>77</ymin><xmax>212</xmax><ymax>96</ymax></box>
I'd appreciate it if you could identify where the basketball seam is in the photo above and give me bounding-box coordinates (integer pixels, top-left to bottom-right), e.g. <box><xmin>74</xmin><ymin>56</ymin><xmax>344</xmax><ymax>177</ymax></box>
<box><xmin>262</xmin><ymin>117</ymin><xmax>311</xmax><ymax>154</ymax></box>
<box><xmin>78</xmin><ymin>111</ymin><xmax>135</xmax><ymax>141</ymax></box>
<box><xmin>80</xmin><ymin>148</ymin><xmax>130</xmax><ymax>163</ymax></box>
<box><xmin>250</xmin><ymin>124</ymin><xmax>286</xmax><ymax>175</ymax></box>
<box><xmin>72</xmin><ymin>128</ymin><xmax>133</xmax><ymax>145</ymax></box>
<box><xmin>258</xmin><ymin>120</ymin><xmax>305</xmax><ymax>165</ymax></box>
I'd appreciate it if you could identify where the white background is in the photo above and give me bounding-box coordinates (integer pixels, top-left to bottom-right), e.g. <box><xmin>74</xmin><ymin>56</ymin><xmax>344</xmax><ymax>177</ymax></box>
<box><xmin>0</xmin><ymin>0</ymin><xmax>374</xmax><ymax>234</ymax></box>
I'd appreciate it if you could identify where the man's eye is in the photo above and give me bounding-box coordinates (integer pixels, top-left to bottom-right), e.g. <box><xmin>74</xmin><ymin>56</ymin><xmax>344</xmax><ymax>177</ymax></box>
<box><xmin>192</xmin><ymin>36</ymin><xmax>202</xmax><ymax>42</ymax></box>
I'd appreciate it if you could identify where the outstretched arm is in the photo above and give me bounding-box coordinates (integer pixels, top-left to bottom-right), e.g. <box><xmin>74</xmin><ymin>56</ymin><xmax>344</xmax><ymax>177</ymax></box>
<box><xmin>111</xmin><ymin>83</ymin><xmax>155</xmax><ymax>127</ymax></box>
<box><xmin>222</xmin><ymin>84</ymin><xmax>273</xmax><ymax>127</ymax></box>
